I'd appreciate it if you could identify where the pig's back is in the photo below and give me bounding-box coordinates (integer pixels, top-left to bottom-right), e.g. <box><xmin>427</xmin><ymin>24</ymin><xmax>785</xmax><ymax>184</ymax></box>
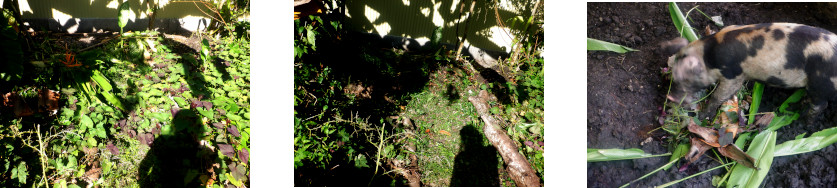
<box><xmin>701</xmin><ymin>23</ymin><xmax>837</xmax><ymax>88</ymax></box>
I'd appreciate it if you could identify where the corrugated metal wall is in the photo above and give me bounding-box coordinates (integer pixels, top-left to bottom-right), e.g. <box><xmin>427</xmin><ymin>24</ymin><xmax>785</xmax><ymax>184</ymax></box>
<box><xmin>15</xmin><ymin>0</ymin><xmax>210</xmax><ymax>19</ymax></box>
<box><xmin>344</xmin><ymin>0</ymin><xmax>534</xmax><ymax>53</ymax></box>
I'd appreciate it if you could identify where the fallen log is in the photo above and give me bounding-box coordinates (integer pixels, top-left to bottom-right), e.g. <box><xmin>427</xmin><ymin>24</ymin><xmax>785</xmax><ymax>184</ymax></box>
<box><xmin>468</xmin><ymin>90</ymin><xmax>541</xmax><ymax>187</ymax></box>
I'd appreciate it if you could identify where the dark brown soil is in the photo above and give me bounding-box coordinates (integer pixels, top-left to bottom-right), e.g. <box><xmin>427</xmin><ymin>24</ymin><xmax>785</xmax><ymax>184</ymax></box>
<box><xmin>588</xmin><ymin>2</ymin><xmax>837</xmax><ymax>187</ymax></box>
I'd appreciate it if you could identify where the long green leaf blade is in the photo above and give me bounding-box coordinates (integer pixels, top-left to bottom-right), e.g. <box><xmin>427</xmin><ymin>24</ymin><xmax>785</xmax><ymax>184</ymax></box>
<box><xmin>774</xmin><ymin>126</ymin><xmax>837</xmax><ymax>157</ymax></box>
<box><xmin>620</xmin><ymin>158</ymin><xmax>679</xmax><ymax>188</ymax></box>
<box><xmin>748</xmin><ymin>82</ymin><xmax>763</xmax><ymax>125</ymax></box>
<box><xmin>587</xmin><ymin>148</ymin><xmax>669</xmax><ymax>162</ymax></box>
<box><xmin>586</xmin><ymin>38</ymin><xmax>638</xmax><ymax>53</ymax></box>
<box><xmin>656</xmin><ymin>162</ymin><xmax>734</xmax><ymax>188</ymax></box>
<box><xmin>668</xmin><ymin>2</ymin><xmax>699</xmax><ymax>42</ymax></box>
<box><xmin>90</xmin><ymin>70</ymin><xmax>124</xmax><ymax>110</ymax></box>
<box><xmin>779</xmin><ymin>89</ymin><xmax>805</xmax><ymax>114</ymax></box>
<box><xmin>726</xmin><ymin>130</ymin><xmax>776</xmax><ymax>188</ymax></box>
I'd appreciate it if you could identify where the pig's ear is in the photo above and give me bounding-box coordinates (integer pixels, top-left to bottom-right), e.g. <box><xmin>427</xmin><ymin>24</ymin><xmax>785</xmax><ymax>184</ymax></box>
<box><xmin>660</xmin><ymin>37</ymin><xmax>689</xmax><ymax>55</ymax></box>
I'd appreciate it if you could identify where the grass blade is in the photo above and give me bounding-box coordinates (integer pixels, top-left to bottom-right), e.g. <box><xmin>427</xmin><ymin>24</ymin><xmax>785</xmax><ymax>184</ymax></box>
<box><xmin>774</xmin><ymin>126</ymin><xmax>837</xmax><ymax>157</ymax></box>
<box><xmin>748</xmin><ymin>82</ymin><xmax>763</xmax><ymax>125</ymax></box>
<box><xmin>587</xmin><ymin>148</ymin><xmax>670</xmax><ymax>162</ymax></box>
<box><xmin>586</xmin><ymin>38</ymin><xmax>638</xmax><ymax>53</ymax></box>
<box><xmin>620</xmin><ymin>158</ymin><xmax>680</xmax><ymax>188</ymax></box>
<box><xmin>726</xmin><ymin>130</ymin><xmax>776</xmax><ymax>188</ymax></box>
<box><xmin>668</xmin><ymin>2</ymin><xmax>699</xmax><ymax>42</ymax></box>
<box><xmin>656</xmin><ymin>162</ymin><xmax>734</xmax><ymax>188</ymax></box>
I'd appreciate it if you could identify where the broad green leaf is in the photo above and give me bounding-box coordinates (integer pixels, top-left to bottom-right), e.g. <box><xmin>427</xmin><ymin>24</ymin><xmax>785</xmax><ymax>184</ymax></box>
<box><xmin>735</xmin><ymin>132</ymin><xmax>752</xmax><ymax>149</ymax></box>
<box><xmin>140</xmin><ymin>120</ymin><xmax>151</xmax><ymax>130</ymax></box>
<box><xmin>201</xmin><ymin>39</ymin><xmax>211</xmax><ymax>60</ymax></box>
<box><xmin>80</xmin><ymin>115</ymin><xmax>94</xmax><ymax>129</ymax></box>
<box><xmin>87</xmin><ymin>137</ymin><xmax>97</xmax><ymax>147</ymax></box>
<box><xmin>664</xmin><ymin>143</ymin><xmax>689</xmax><ymax>171</ymax></box>
<box><xmin>306</xmin><ymin>28</ymin><xmax>316</xmax><ymax>51</ymax></box>
<box><xmin>102</xmin><ymin>159</ymin><xmax>112</xmax><ymax>175</ymax></box>
<box><xmin>765</xmin><ymin>115</ymin><xmax>797</xmax><ymax>132</ymax></box>
<box><xmin>161</xmin><ymin>124</ymin><xmax>173</xmax><ymax>136</ymax></box>
<box><xmin>354</xmin><ymin>154</ymin><xmax>369</xmax><ymax>168</ymax></box>
<box><xmin>228</xmin><ymin>90</ymin><xmax>241</xmax><ymax>98</ymax></box>
<box><xmin>95</xmin><ymin>125</ymin><xmax>107</xmax><ymax>139</ymax></box>
<box><xmin>173</xmin><ymin>97</ymin><xmax>188</xmax><ymax>107</ymax></box>
<box><xmin>727</xmin><ymin>131</ymin><xmax>776</xmax><ymax>188</ymax></box>
<box><xmin>148</xmin><ymin>89</ymin><xmax>163</xmax><ymax>96</ymax></box>
<box><xmin>99</xmin><ymin>91</ymin><xmax>124</xmax><ymax>111</ymax></box>
<box><xmin>16</xmin><ymin>162</ymin><xmax>26</xmax><ymax>184</ymax></box>
<box><xmin>91</xmin><ymin>70</ymin><xmax>112</xmax><ymax>91</ymax></box>
<box><xmin>197</xmin><ymin>108</ymin><xmax>214</xmax><ymax>119</ymax></box>
<box><xmin>668</xmin><ymin>2</ymin><xmax>699</xmax><ymax>42</ymax></box>
<box><xmin>68</xmin><ymin>155</ymin><xmax>77</xmax><ymax>169</ymax></box>
<box><xmin>150</xmin><ymin>112</ymin><xmax>170</xmax><ymax>122</ymax></box>
<box><xmin>227</xmin><ymin>114</ymin><xmax>242</xmax><ymax>121</ymax></box>
<box><xmin>117</xmin><ymin>1</ymin><xmax>131</xmax><ymax>29</ymax></box>
<box><xmin>587</xmin><ymin>148</ymin><xmax>670</xmax><ymax>162</ymax></box>
<box><xmin>587</xmin><ymin>38</ymin><xmax>638</xmax><ymax>53</ymax></box>
<box><xmin>774</xmin><ymin>126</ymin><xmax>837</xmax><ymax>157</ymax></box>
<box><xmin>227</xmin><ymin>172</ymin><xmax>242</xmax><ymax>186</ymax></box>
<box><xmin>779</xmin><ymin>89</ymin><xmax>805</xmax><ymax>114</ymax></box>
<box><xmin>431</xmin><ymin>26</ymin><xmax>443</xmax><ymax>47</ymax></box>
<box><xmin>59</xmin><ymin>179</ymin><xmax>67</xmax><ymax>188</ymax></box>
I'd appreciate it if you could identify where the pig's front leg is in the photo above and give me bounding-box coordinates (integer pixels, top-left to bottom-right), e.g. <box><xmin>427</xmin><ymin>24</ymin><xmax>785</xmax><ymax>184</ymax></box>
<box><xmin>699</xmin><ymin>78</ymin><xmax>746</xmax><ymax>122</ymax></box>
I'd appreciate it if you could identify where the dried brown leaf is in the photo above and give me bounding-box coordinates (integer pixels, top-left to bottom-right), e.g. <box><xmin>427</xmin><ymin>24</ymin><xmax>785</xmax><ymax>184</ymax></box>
<box><xmin>686</xmin><ymin>137</ymin><xmax>714</xmax><ymax>163</ymax></box>
<box><xmin>718</xmin><ymin>144</ymin><xmax>759</xmax><ymax>170</ymax></box>
<box><xmin>688</xmin><ymin>121</ymin><xmax>720</xmax><ymax>147</ymax></box>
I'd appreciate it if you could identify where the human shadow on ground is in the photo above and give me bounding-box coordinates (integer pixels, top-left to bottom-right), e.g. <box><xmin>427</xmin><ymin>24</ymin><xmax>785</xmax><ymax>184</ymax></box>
<box><xmin>137</xmin><ymin>108</ymin><xmax>214</xmax><ymax>188</ymax></box>
<box><xmin>450</xmin><ymin>123</ymin><xmax>500</xmax><ymax>186</ymax></box>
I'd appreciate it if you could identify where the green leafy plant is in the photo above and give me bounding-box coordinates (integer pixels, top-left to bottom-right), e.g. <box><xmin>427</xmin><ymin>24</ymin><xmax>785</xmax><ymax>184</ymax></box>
<box><xmin>587</xmin><ymin>148</ymin><xmax>671</xmax><ymax>162</ymax></box>
<box><xmin>586</xmin><ymin>38</ymin><xmax>638</xmax><ymax>53</ymax></box>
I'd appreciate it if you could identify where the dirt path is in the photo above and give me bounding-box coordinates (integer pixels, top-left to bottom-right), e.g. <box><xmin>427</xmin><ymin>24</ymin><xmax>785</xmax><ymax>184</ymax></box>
<box><xmin>588</xmin><ymin>3</ymin><xmax>837</xmax><ymax>187</ymax></box>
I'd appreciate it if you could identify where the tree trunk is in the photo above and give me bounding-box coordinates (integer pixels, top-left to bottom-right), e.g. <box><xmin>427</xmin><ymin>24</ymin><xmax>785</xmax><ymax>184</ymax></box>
<box><xmin>468</xmin><ymin>90</ymin><xmax>541</xmax><ymax>187</ymax></box>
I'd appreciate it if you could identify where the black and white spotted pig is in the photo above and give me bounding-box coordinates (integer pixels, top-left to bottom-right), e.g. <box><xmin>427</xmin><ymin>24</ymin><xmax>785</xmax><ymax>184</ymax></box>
<box><xmin>663</xmin><ymin>23</ymin><xmax>837</xmax><ymax>122</ymax></box>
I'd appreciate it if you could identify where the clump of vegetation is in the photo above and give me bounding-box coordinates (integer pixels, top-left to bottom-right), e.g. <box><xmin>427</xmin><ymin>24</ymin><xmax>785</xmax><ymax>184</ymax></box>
<box><xmin>294</xmin><ymin>0</ymin><xmax>544</xmax><ymax>186</ymax></box>
<box><xmin>0</xmin><ymin>1</ymin><xmax>249</xmax><ymax>187</ymax></box>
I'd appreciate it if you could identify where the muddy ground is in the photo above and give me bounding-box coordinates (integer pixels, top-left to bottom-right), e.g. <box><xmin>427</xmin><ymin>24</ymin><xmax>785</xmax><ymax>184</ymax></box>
<box><xmin>588</xmin><ymin>2</ymin><xmax>837</xmax><ymax>187</ymax></box>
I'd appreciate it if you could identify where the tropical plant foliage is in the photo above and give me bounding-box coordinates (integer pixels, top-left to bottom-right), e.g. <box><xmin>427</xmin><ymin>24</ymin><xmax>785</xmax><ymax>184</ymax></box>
<box><xmin>0</xmin><ymin>1</ymin><xmax>250</xmax><ymax>187</ymax></box>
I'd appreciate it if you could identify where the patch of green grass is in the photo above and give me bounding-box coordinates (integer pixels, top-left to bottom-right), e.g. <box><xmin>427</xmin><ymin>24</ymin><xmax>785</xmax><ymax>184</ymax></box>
<box><xmin>402</xmin><ymin>65</ymin><xmax>493</xmax><ymax>186</ymax></box>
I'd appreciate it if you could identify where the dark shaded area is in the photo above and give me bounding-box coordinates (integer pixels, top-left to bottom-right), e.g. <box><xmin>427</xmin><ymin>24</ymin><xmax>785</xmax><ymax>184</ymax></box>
<box><xmin>294</xmin><ymin>155</ymin><xmax>403</xmax><ymax>186</ymax></box>
<box><xmin>450</xmin><ymin>124</ymin><xmax>500</xmax><ymax>186</ymax></box>
<box><xmin>137</xmin><ymin>108</ymin><xmax>213</xmax><ymax>188</ymax></box>
<box><xmin>445</xmin><ymin>84</ymin><xmax>460</xmax><ymax>104</ymax></box>
<box><xmin>588</xmin><ymin>2</ymin><xmax>837</xmax><ymax>187</ymax></box>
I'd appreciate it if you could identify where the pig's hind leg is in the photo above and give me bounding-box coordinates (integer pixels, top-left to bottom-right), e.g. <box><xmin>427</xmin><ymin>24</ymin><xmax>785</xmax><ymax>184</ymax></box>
<box><xmin>803</xmin><ymin>82</ymin><xmax>833</xmax><ymax>123</ymax></box>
